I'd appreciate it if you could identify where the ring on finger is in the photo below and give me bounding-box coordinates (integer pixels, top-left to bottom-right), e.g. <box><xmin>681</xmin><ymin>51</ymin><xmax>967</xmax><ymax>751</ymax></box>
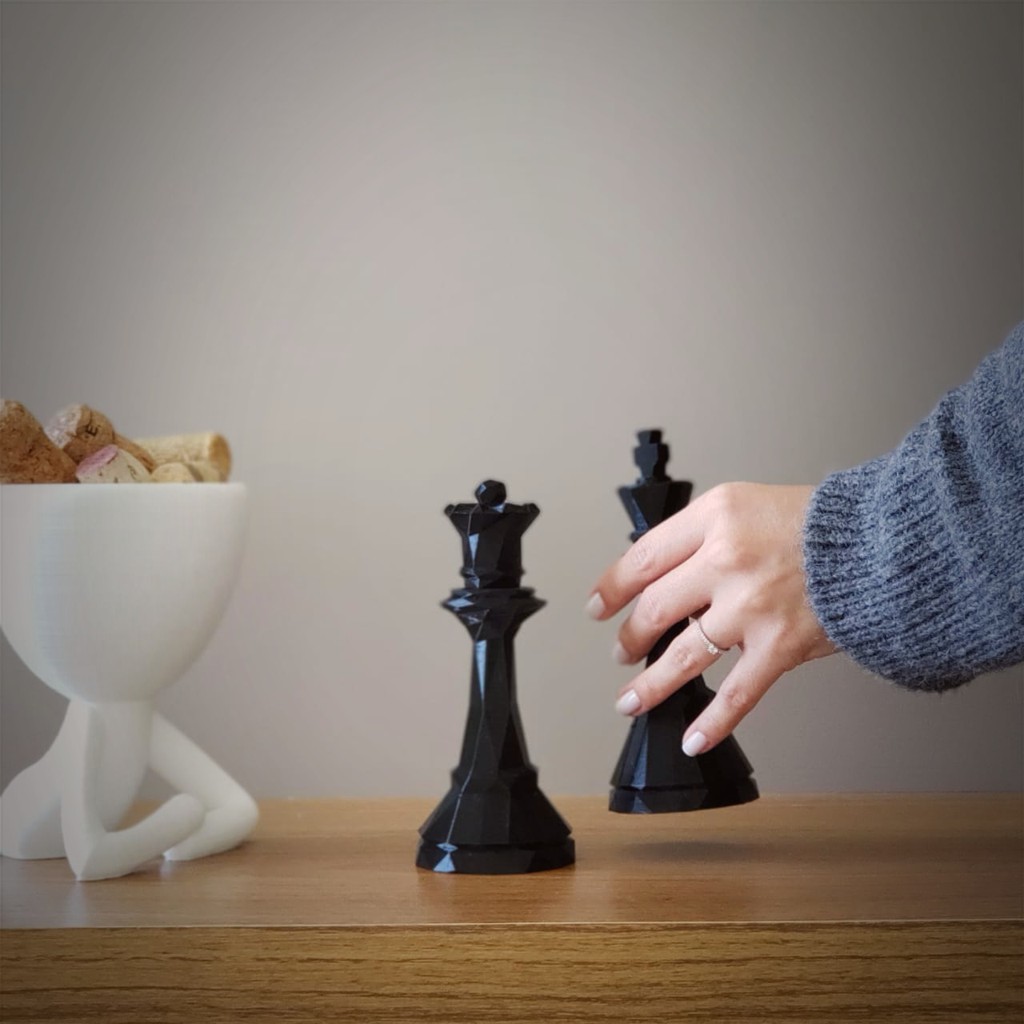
<box><xmin>695</xmin><ymin>616</ymin><xmax>727</xmax><ymax>657</ymax></box>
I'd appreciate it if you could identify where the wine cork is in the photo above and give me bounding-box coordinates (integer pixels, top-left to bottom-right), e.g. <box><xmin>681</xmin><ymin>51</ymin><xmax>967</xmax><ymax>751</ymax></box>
<box><xmin>0</xmin><ymin>399</ymin><xmax>78</xmax><ymax>483</ymax></box>
<box><xmin>151</xmin><ymin>460</ymin><xmax>221</xmax><ymax>483</ymax></box>
<box><xmin>135</xmin><ymin>433</ymin><xmax>231</xmax><ymax>480</ymax></box>
<box><xmin>46</xmin><ymin>404</ymin><xmax>156</xmax><ymax>471</ymax></box>
<box><xmin>75</xmin><ymin>445</ymin><xmax>151</xmax><ymax>484</ymax></box>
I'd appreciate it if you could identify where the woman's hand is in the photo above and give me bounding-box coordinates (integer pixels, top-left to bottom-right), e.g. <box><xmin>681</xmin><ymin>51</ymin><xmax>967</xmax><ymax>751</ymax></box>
<box><xmin>587</xmin><ymin>483</ymin><xmax>835</xmax><ymax>755</ymax></box>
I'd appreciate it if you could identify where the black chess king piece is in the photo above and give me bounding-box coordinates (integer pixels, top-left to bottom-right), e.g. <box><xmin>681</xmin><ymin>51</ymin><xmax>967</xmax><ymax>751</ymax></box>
<box><xmin>416</xmin><ymin>480</ymin><xmax>575</xmax><ymax>874</ymax></box>
<box><xmin>609</xmin><ymin>431</ymin><xmax>759</xmax><ymax>814</ymax></box>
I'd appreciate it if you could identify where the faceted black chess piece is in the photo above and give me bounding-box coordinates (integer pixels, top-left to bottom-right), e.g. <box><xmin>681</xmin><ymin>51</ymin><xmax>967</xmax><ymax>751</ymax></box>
<box><xmin>416</xmin><ymin>481</ymin><xmax>575</xmax><ymax>874</ymax></box>
<box><xmin>609</xmin><ymin>431</ymin><xmax>759</xmax><ymax>813</ymax></box>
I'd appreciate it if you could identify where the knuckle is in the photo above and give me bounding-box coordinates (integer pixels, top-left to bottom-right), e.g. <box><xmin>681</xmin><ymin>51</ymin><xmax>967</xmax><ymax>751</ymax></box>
<box><xmin>735</xmin><ymin>583</ymin><xmax>770</xmax><ymax>618</ymax></box>
<box><xmin>720</xmin><ymin>685</ymin><xmax>756</xmax><ymax>717</ymax></box>
<box><xmin>703</xmin><ymin>483</ymin><xmax>757</xmax><ymax>562</ymax></box>
<box><xmin>668</xmin><ymin>637</ymin><xmax>696</xmax><ymax>672</ymax></box>
<box><xmin>627</xmin><ymin>536</ymin><xmax>657</xmax><ymax>576</ymax></box>
<box><xmin>703</xmin><ymin>536</ymin><xmax>743</xmax><ymax>573</ymax></box>
<box><xmin>636</xmin><ymin>588</ymin><xmax>669</xmax><ymax>632</ymax></box>
<box><xmin>707</xmin><ymin>482</ymin><xmax>741</xmax><ymax>518</ymax></box>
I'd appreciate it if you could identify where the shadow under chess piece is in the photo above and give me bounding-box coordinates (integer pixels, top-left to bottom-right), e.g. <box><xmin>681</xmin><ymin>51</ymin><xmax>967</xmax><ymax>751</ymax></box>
<box><xmin>416</xmin><ymin>480</ymin><xmax>575</xmax><ymax>874</ymax></box>
<box><xmin>609</xmin><ymin>431</ymin><xmax>759</xmax><ymax>814</ymax></box>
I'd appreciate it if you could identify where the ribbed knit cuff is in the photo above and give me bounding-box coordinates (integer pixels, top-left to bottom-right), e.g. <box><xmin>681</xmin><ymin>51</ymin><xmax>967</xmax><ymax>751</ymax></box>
<box><xmin>805</xmin><ymin>326</ymin><xmax>1024</xmax><ymax>691</ymax></box>
<box><xmin>803</xmin><ymin>447</ymin><xmax>976</xmax><ymax>691</ymax></box>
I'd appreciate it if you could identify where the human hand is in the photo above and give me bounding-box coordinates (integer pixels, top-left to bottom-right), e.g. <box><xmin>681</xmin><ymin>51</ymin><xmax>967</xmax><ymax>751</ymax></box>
<box><xmin>587</xmin><ymin>483</ymin><xmax>835</xmax><ymax>756</ymax></box>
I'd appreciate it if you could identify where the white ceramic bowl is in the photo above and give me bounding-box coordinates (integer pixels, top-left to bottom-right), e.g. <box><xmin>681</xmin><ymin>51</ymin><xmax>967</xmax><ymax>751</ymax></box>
<box><xmin>0</xmin><ymin>483</ymin><xmax>248</xmax><ymax>703</ymax></box>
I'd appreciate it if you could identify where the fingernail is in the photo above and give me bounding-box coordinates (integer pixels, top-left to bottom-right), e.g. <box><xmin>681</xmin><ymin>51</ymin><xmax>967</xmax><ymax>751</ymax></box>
<box><xmin>682</xmin><ymin>731</ymin><xmax>707</xmax><ymax>757</ymax></box>
<box><xmin>615</xmin><ymin>689</ymin><xmax>642</xmax><ymax>716</ymax></box>
<box><xmin>585</xmin><ymin>592</ymin><xmax>606</xmax><ymax>619</ymax></box>
<box><xmin>613</xmin><ymin>642</ymin><xmax>632</xmax><ymax>665</ymax></box>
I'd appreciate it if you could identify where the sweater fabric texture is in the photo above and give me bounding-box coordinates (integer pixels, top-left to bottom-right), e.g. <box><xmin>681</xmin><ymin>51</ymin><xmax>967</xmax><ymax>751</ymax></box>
<box><xmin>803</xmin><ymin>321</ymin><xmax>1024</xmax><ymax>691</ymax></box>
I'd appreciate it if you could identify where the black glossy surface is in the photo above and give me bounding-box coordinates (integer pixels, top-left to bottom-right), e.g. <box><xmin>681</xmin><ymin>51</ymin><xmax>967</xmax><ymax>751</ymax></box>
<box><xmin>610</xmin><ymin>431</ymin><xmax>759</xmax><ymax>814</ymax></box>
<box><xmin>417</xmin><ymin>481</ymin><xmax>575</xmax><ymax>874</ymax></box>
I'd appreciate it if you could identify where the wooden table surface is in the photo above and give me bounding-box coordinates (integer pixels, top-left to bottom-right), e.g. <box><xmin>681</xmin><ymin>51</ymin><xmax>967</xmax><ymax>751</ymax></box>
<box><xmin>2</xmin><ymin>795</ymin><xmax>1022</xmax><ymax>1023</ymax></box>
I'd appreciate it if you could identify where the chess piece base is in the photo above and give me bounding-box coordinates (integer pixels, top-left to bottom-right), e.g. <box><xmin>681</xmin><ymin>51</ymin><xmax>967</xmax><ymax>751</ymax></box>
<box><xmin>416</xmin><ymin>838</ymin><xmax>576</xmax><ymax>875</ymax></box>
<box><xmin>609</xmin><ymin>778</ymin><xmax>760</xmax><ymax>814</ymax></box>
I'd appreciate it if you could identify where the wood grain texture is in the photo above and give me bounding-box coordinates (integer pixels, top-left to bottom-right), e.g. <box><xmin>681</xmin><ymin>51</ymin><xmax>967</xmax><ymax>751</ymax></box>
<box><xmin>2</xmin><ymin>796</ymin><xmax>1022</xmax><ymax>1022</ymax></box>
<box><xmin>3</xmin><ymin>922</ymin><xmax>1021</xmax><ymax>1023</ymax></box>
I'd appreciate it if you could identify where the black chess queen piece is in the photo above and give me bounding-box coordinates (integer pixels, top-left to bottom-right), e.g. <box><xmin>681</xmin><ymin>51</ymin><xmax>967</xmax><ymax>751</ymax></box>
<box><xmin>416</xmin><ymin>480</ymin><xmax>575</xmax><ymax>874</ymax></box>
<box><xmin>609</xmin><ymin>431</ymin><xmax>759</xmax><ymax>814</ymax></box>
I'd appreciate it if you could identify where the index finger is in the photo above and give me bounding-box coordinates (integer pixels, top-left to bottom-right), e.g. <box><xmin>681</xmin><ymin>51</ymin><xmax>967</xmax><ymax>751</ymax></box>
<box><xmin>587</xmin><ymin>505</ymin><xmax>706</xmax><ymax>619</ymax></box>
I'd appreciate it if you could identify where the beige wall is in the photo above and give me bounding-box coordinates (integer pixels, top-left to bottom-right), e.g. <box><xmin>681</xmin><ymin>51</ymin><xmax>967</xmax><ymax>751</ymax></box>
<box><xmin>2</xmin><ymin>1</ymin><xmax>1021</xmax><ymax>798</ymax></box>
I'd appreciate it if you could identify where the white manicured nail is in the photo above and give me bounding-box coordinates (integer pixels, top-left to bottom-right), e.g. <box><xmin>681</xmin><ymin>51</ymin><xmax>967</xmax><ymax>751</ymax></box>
<box><xmin>682</xmin><ymin>731</ymin><xmax>707</xmax><ymax>757</ymax></box>
<box><xmin>585</xmin><ymin>592</ymin><xmax>606</xmax><ymax>619</ymax></box>
<box><xmin>613</xmin><ymin>642</ymin><xmax>632</xmax><ymax>665</ymax></box>
<box><xmin>615</xmin><ymin>690</ymin><xmax>641</xmax><ymax>716</ymax></box>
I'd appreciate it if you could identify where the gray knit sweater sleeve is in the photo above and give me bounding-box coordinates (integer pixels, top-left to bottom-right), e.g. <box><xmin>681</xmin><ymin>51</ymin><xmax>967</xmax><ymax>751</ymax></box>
<box><xmin>803</xmin><ymin>322</ymin><xmax>1024</xmax><ymax>691</ymax></box>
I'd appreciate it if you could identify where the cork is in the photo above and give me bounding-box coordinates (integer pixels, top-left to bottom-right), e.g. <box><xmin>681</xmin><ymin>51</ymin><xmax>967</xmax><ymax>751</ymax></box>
<box><xmin>0</xmin><ymin>399</ymin><xmax>79</xmax><ymax>483</ymax></box>
<box><xmin>75</xmin><ymin>445</ymin><xmax>151</xmax><ymax>484</ymax></box>
<box><xmin>46</xmin><ymin>404</ymin><xmax>157</xmax><ymax>471</ymax></box>
<box><xmin>135</xmin><ymin>433</ymin><xmax>231</xmax><ymax>481</ymax></box>
<box><xmin>151</xmin><ymin>461</ymin><xmax>222</xmax><ymax>483</ymax></box>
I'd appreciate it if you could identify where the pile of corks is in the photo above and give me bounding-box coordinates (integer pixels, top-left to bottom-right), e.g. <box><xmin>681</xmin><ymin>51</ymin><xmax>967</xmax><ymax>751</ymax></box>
<box><xmin>0</xmin><ymin>401</ymin><xmax>231</xmax><ymax>484</ymax></box>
